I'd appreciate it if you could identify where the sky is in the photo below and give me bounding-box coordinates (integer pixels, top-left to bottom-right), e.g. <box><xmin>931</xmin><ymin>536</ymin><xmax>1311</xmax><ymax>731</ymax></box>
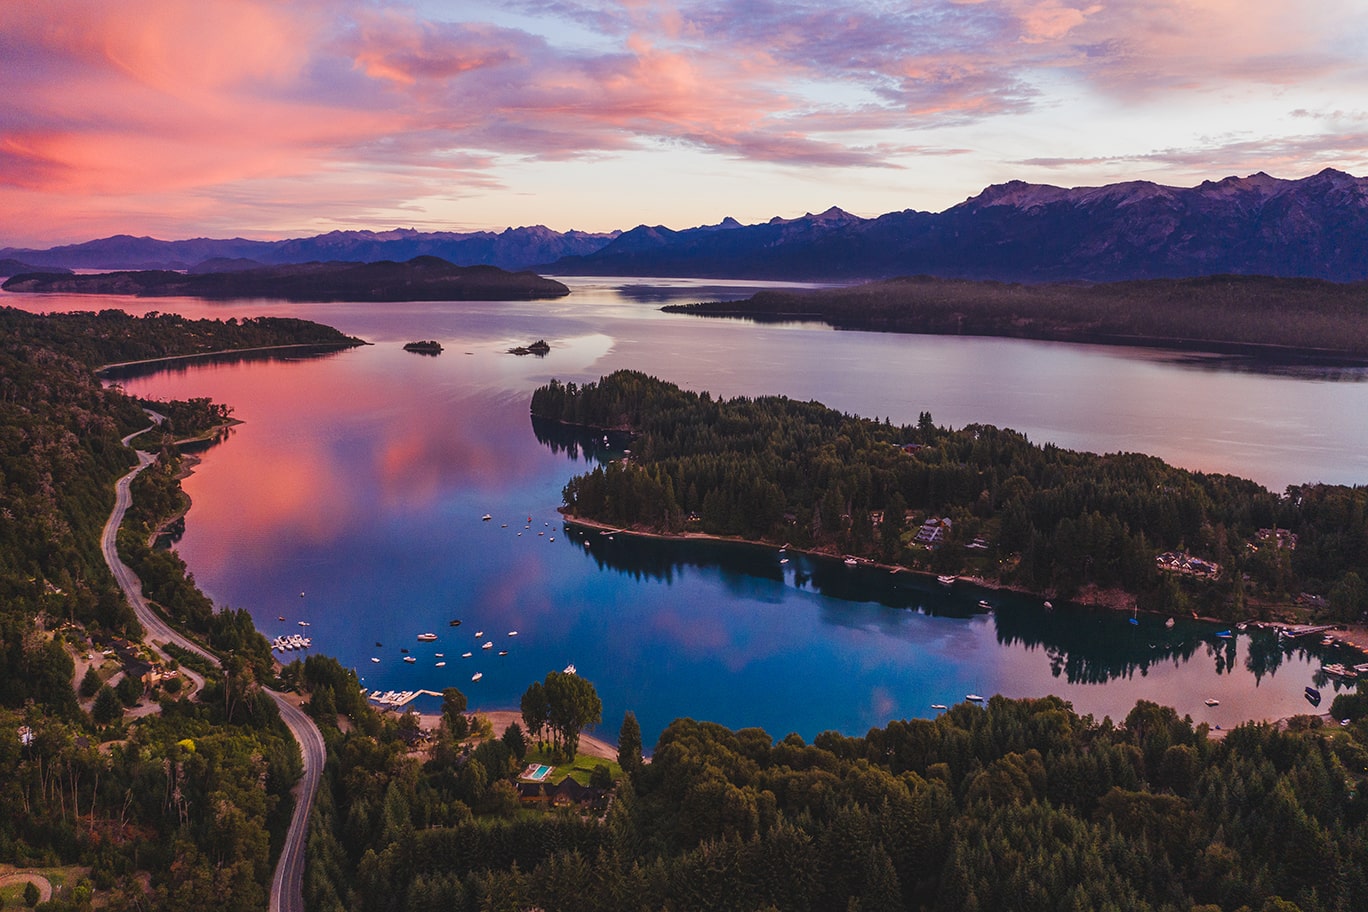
<box><xmin>2</xmin><ymin>0</ymin><xmax>1367</xmax><ymax>247</ymax></box>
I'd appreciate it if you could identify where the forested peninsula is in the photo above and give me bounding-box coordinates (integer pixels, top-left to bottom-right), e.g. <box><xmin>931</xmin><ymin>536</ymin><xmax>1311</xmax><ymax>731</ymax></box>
<box><xmin>0</xmin><ymin>307</ymin><xmax>365</xmax><ymax>911</ymax></box>
<box><xmin>663</xmin><ymin>274</ymin><xmax>1368</xmax><ymax>360</ymax></box>
<box><xmin>533</xmin><ymin>371</ymin><xmax>1368</xmax><ymax>622</ymax></box>
<box><xmin>2</xmin><ymin>255</ymin><xmax>570</xmax><ymax>302</ymax></box>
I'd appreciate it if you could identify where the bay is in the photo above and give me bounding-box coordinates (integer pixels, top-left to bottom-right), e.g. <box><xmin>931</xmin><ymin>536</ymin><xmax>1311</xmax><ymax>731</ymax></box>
<box><xmin>10</xmin><ymin>278</ymin><xmax>1366</xmax><ymax>747</ymax></box>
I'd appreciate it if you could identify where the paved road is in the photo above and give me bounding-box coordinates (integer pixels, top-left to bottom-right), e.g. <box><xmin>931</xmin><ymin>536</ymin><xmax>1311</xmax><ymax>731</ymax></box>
<box><xmin>105</xmin><ymin>419</ymin><xmax>324</xmax><ymax>912</ymax></box>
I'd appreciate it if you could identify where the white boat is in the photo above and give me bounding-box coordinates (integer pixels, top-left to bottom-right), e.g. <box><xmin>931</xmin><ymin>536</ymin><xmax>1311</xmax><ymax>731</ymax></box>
<box><xmin>978</xmin><ymin>600</ymin><xmax>992</xmax><ymax>609</ymax></box>
<box><xmin>298</xmin><ymin>620</ymin><xmax>310</xmax><ymax>626</ymax></box>
<box><xmin>435</xmin><ymin>653</ymin><xmax>444</xmax><ymax>658</ymax></box>
<box><xmin>482</xmin><ymin>513</ymin><xmax>492</xmax><ymax>521</ymax></box>
<box><xmin>471</xmin><ymin>672</ymin><xmax>483</xmax><ymax>681</ymax></box>
<box><xmin>780</xmin><ymin>558</ymin><xmax>789</xmax><ymax>564</ymax></box>
<box><xmin>966</xmin><ymin>694</ymin><xmax>985</xmax><ymax>702</ymax></box>
<box><xmin>844</xmin><ymin>557</ymin><xmax>858</xmax><ymax>566</ymax></box>
<box><xmin>931</xmin><ymin>703</ymin><xmax>948</xmax><ymax>710</ymax></box>
<box><xmin>563</xmin><ymin>663</ymin><xmax>576</xmax><ymax>674</ymax></box>
<box><xmin>403</xmin><ymin>656</ymin><xmax>416</xmax><ymax>664</ymax></box>
<box><xmin>1204</xmin><ymin>698</ymin><xmax>1220</xmax><ymax>706</ymax></box>
<box><xmin>482</xmin><ymin>641</ymin><xmax>493</xmax><ymax>650</ymax></box>
<box><xmin>371</xmin><ymin>657</ymin><xmax>380</xmax><ymax>663</ymax></box>
<box><xmin>498</xmin><ymin>650</ymin><xmax>508</xmax><ymax>656</ymax></box>
<box><xmin>1043</xmin><ymin>600</ymin><xmax>1052</xmax><ymax>610</ymax></box>
<box><xmin>462</xmin><ymin>651</ymin><xmax>472</xmax><ymax>658</ymax></box>
<box><xmin>417</xmin><ymin>633</ymin><xmax>438</xmax><ymax>642</ymax></box>
<box><xmin>937</xmin><ymin>575</ymin><xmax>956</xmax><ymax>585</ymax></box>
<box><xmin>474</xmin><ymin>630</ymin><xmax>484</xmax><ymax>638</ymax></box>
<box><xmin>508</xmin><ymin>631</ymin><xmax>518</xmax><ymax>637</ymax></box>
<box><xmin>1165</xmin><ymin>617</ymin><xmax>1175</xmax><ymax>628</ymax></box>
<box><xmin>435</xmin><ymin>661</ymin><xmax>446</xmax><ymax>667</ymax></box>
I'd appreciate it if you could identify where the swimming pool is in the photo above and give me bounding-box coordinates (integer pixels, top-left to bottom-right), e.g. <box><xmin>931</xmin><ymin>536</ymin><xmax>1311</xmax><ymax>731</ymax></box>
<box><xmin>520</xmin><ymin>763</ymin><xmax>553</xmax><ymax>782</ymax></box>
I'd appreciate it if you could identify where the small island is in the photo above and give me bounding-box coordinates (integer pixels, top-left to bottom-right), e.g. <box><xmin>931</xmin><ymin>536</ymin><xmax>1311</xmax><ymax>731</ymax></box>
<box><xmin>403</xmin><ymin>340</ymin><xmax>444</xmax><ymax>354</ymax></box>
<box><xmin>508</xmin><ymin>338</ymin><xmax>551</xmax><ymax>356</ymax></box>
<box><xmin>2</xmin><ymin>255</ymin><xmax>571</xmax><ymax>302</ymax></box>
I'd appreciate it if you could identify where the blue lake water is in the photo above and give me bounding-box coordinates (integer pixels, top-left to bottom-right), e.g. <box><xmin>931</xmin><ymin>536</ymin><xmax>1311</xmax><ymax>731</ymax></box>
<box><xmin>11</xmin><ymin>278</ymin><xmax>1368</xmax><ymax>747</ymax></box>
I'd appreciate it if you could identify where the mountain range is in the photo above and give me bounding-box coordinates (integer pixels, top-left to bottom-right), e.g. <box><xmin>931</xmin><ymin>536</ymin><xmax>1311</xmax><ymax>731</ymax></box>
<box><xmin>3</xmin><ymin>169</ymin><xmax>1366</xmax><ymax>283</ymax></box>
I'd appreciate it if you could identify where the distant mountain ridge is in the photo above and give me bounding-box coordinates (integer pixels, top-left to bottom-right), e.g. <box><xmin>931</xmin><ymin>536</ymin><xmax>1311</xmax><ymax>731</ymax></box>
<box><xmin>550</xmin><ymin>168</ymin><xmax>1368</xmax><ymax>282</ymax></box>
<box><xmin>3</xmin><ymin>169</ymin><xmax>1365</xmax><ymax>282</ymax></box>
<box><xmin>0</xmin><ymin>226</ymin><xmax>617</xmax><ymax>273</ymax></box>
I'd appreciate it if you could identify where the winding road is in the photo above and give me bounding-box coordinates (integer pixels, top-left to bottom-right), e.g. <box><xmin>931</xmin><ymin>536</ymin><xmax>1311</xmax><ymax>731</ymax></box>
<box><xmin>105</xmin><ymin>420</ymin><xmax>324</xmax><ymax>912</ymax></box>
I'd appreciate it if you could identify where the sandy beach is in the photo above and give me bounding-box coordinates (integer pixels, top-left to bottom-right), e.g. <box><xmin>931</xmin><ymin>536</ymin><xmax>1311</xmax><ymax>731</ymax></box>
<box><xmin>413</xmin><ymin>708</ymin><xmax>620</xmax><ymax>762</ymax></box>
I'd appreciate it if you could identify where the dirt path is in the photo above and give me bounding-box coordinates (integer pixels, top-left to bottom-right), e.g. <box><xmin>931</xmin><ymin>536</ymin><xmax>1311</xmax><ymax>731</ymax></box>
<box><xmin>0</xmin><ymin>871</ymin><xmax>53</xmax><ymax>904</ymax></box>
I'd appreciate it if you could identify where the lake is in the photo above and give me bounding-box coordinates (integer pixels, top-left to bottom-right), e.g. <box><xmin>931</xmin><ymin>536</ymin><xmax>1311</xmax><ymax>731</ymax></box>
<box><xmin>11</xmin><ymin>278</ymin><xmax>1367</xmax><ymax>747</ymax></box>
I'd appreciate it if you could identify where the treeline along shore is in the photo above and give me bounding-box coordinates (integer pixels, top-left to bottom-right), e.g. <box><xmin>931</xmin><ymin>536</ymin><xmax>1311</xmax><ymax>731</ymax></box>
<box><xmin>532</xmin><ymin>370</ymin><xmax>1368</xmax><ymax>624</ymax></box>
<box><xmin>663</xmin><ymin>274</ymin><xmax>1368</xmax><ymax>361</ymax></box>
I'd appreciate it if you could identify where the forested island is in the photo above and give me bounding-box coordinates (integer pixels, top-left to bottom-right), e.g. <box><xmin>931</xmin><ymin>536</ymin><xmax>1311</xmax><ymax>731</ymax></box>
<box><xmin>533</xmin><ymin>371</ymin><xmax>1368</xmax><ymax>622</ymax></box>
<box><xmin>663</xmin><ymin>274</ymin><xmax>1368</xmax><ymax>361</ymax></box>
<box><xmin>2</xmin><ymin>255</ymin><xmax>570</xmax><ymax>302</ymax></box>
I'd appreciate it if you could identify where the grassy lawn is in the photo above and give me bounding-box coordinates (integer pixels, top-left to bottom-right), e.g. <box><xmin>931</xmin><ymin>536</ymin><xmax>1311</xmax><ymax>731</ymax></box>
<box><xmin>520</xmin><ymin>747</ymin><xmax>622</xmax><ymax>785</ymax></box>
<box><xmin>0</xmin><ymin>865</ymin><xmax>88</xmax><ymax>905</ymax></box>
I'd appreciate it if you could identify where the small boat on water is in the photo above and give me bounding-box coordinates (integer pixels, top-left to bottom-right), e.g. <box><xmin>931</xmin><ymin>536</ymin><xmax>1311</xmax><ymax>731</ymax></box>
<box><xmin>399</xmin><ymin>648</ymin><xmax>408</xmax><ymax>654</ymax></box>
<box><xmin>482</xmin><ymin>513</ymin><xmax>492</xmax><ymax>521</ymax></box>
<box><xmin>937</xmin><ymin>575</ymin><xmax>956</xmax><ymax>586</ymax></box>
<box><xmin>449</xmin><ymin>619</ymin><xmax>462</xmax><ymax>627</ymax></box>
<box><xmin>417</xmin><ymin>633</ymin><xmax>438</xmax><ymax>642</ymax></box>
<box><xmin>1204</xmin><ymin>698</ymin><xmax>1220</xmax><ymax>707</ymax></box>
<box><xmin>1215</xmin><ymin>630</ymin><xmax>1233</xmax><ymax>639</ymax></box>
<box><xmin>475</xmin><ymin>630</ymin><xmax>484</xmax><ymax>638</ymax></box>
<box><xmin>403</xmin><ymin>656</ymin><xmax>416</xmax><ymax>664</ymax></box>
<box><xmin>298</xmin><ymin>620</ymin><xmax>310</xmax><ymax>627</ymax></box>
<box><xmin>1305</xmin><ymin>686</ymin><xmax>1322</xmax><ymax>706</ymax></box>
<box><xmin>780</xmin><ymin>558</ymin><xmax>789</xmax><ymax>564</ymax></box>
<box><xmin>498</xmin><ymin>650</ymin><xmax>508</xmax><ymax>656</ymax></box>
<box><xmin>435</xmin><ymin>652</ymin><xmax>444</xmax><ymax>658</ymax></box>
<box><xmin>931</xmin><ymin>703</ymin><xmax>948</xmax><ymax>711</ymax></box>
<box><xmin>1043</xmin><ymin>600</ymin><xmax>1053</xmax><ymax>610</ymax></box>
<box><xmin>375</xmin><ymin>641</ymin><xmax>383</xmax><ymax>647</ymax></box>
<box><xmin>471</xmin><ymin>672</ymin><xmax>483</xmax><ymax>681</ymax></box>
<box><xmin>278</xmin><ymin>615</ymin><xmax>286</xmax><ymax>621</ymax></box>
<box><xmin>462</xmin><ymin>651</ymin><xmax>472</xmax><ymax>658</ymax></box>
<box><xmin>978</xmin><ymin>600</ymin><xmax>992</xmax><ymax>610</ymax></box>
<box><xmin>843</xmin><ymin>557</ymin><xmax>859</xmax><ymax>566</ymax></box>
<box><xmin>435</xmin><ymin>661</ymin><xmax>446</xmax><ymax>668</ymax></box>
<box><xmin>1165</xmin><ymin>617</ymin><xmax>1175</xmax><ymax>628</ymax></box>
<box><xmin>563</xmin><ymin>663</ymin><xmax>576</xmax><ymax>675</ymax></box>
<box><xmin>371</xmin><ymin>657</ymin><xmax>380</xmax><ymax>663</ymax></box>
<box><xmin>966</xmin><ymin>694</ymin><xmax>984</xmax><ymax>703</ymax></box>
<box><xmin>482</xmin><ymin>641</ymin><xmax>494</xmax><ymax>650</ymax></box>
<box><xmin>508</xmin><ymin>630</ymin><xmax>518</xmax><ymax>637</ymax></box>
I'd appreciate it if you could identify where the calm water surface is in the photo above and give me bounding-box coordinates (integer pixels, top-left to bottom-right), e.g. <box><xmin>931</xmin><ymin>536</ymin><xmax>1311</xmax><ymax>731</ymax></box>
<box><xmin>12</xmin><ymin>279</ymin><xmax>1368</xmax><ymax>747</ymax></box>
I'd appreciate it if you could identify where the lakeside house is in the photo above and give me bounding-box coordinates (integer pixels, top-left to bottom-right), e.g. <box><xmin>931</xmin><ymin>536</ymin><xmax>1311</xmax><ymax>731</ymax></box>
<box><xmin>1256</xmin><ymin>527</ymin><xmax>1299</xmax><ymax>550</ymax></box>
<box><xmin>1155</xmin><ymin>550</ymin><xmax>1221</xmax><ymax>579</ymax></box>
<box><xmin>914</xmin><ymin>517</ymin><xmax>952</xmax><ymax>547</ymax></box>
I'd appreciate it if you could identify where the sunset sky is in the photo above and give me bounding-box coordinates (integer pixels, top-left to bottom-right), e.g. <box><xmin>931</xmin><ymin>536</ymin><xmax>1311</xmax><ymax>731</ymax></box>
<box><xmin>3</xmin><ymin>0</ymin><xmax>1366</xmax><ymax>247</ymax></box>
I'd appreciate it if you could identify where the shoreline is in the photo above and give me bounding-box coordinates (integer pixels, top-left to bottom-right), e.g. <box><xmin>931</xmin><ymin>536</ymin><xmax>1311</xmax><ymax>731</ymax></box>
<box><xmin>561</xmin><ymin>512</ymin><xmax>1368</xmax><ymax>659</ymax></box>
<box><xmin>409</xmin><ymin>708</ymin><xmax>620</xmax><ymax>762</ymax></box>
<box><xmin>96</xmin><ymin>340</ymin><xmax>367</xmax><ymax>376</ymax></box>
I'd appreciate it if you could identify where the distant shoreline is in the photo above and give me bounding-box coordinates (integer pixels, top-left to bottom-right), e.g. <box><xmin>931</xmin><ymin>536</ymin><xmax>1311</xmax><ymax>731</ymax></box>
<box><xmin>96</xmin><ymin>340</ymin><xmax>367</xmax><ymax>376</ymax></box>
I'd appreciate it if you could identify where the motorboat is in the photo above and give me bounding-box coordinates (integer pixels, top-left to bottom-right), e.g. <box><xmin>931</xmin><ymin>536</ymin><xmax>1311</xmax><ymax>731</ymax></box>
<box><xmin>563</xmin><ymin>663</ymin><xmax>576</xmax><ymax>674</ymax></box>
<box><xmin>435</xmin><ymin>661</ymin><xmax>446</xmax><ymax>668</ymax></box>
<box><xmin>498</xmin><ymin>650</ymin><xmax>508</xmax><ymax>656</ymax></box>
<box><xmin>508</xmin><ymin>630</ymin><xmax>518</xmax><ymax>637</ymax></box>
<box><xmin>371</xmin><ymin>657</ymin><xmax>380</xmax><ymax>663</ymax></box>
<box><xmin>966</xmin><ymin>694</ymin><xmax>984</xmax><ymax>702</ymax></box>
<box><xmin>474</xmin><ymin>630</ymin><xmax>484</xmax><ymax>638</ymax></box>
<box><xmin>471</xmin><ymin>672</ymin><xmax>483</xmax><ymax>681</ymax></box>
<box><xmin>403</xmin><ymin>656</ymin><xmax>416</xmax><ymax>664</ymax></box>
<box><xmin>417</xmin><ymin>633</ymin><xmax>438</xmax><ymax>641</ymax></box>
<box><xmin>843</xmin><ymin>557</ymin><xmax>858</xmax><ymax>566</ymax></box>
<box><xmin>462</xmin><ymin>652</ymin><xmax>472</xmax><ymax>658</ymax></box>
<box><xmin>931</xmin><ymin>704</ymin><xmax>948</xmax><ymax>710</ymax></box>
<box><xmin>937</xmin><ymin>575</ymin><xmax>956</xmax><ymax>586</ymax></box>
<box><xmin>1204</xmin><ymin>698</ymin><xmax>1220</xmax><ymax>707</ymax></box>
<box><xmin>482</xmin><ymin>514</ymin><xmax>492</xmax><ymax>521</ymax></box>
<box><xmin>482</xmin><ymin>641</ymin><xmax>494</xmax><ymax>650</ymax></box>
<box><xmin>978</xmin><ymin>600</ymin><xmax>992</xmax><ymax>610</ymax></box>
<box><xmin>449</xmin><ymin>619</ymin><xmax>462</xmax><ymax>627</ymax></box>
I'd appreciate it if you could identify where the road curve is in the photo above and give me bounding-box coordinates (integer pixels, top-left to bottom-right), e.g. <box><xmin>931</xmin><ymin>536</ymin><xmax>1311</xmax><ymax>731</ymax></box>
<box><xmin>105</xmin><ymin>420</ymin><xmax>324</xmax><ymax>912</ymax></box>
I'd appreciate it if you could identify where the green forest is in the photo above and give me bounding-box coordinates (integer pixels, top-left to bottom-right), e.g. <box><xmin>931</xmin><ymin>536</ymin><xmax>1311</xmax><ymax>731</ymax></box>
<box><xmin>0</xmin><ymin>307</ymin><xmax>356</xmax><ymax>910</ymax></box>
<box><xmin>302</xmin><ymin>673</ymin><xmax>1368</xmax><ymax>912</ymax></box>
<box><xmin>662</xmin><ymin>274</ymin><xmax>1368</xmax><ymax>360</ymax></box>
<box><xmin>532</xmin><ymin>371</ymin><xmax>1368</xmax><ymax>622</ymax></box>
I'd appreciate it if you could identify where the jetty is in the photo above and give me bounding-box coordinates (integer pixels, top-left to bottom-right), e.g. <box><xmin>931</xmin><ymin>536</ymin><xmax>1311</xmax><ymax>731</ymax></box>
<box><xmin>364</xmin><ymin>688</ymin><xmax>443</xmax><ymax>708</ymax></box>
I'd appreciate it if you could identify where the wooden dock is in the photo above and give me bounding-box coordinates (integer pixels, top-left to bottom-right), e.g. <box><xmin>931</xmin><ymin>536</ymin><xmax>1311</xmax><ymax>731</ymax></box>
<box><xmin>365</xmin><ymin>688</ymin><xmax>442</xmax><ymax>708</ymax></box>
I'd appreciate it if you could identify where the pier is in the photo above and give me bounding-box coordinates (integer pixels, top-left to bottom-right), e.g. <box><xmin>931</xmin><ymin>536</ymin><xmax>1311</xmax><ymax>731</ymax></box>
<box><xmin>365</xmin><ymin>688</ymin><xmax>443</xmax><ymax>708</ymax></box>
